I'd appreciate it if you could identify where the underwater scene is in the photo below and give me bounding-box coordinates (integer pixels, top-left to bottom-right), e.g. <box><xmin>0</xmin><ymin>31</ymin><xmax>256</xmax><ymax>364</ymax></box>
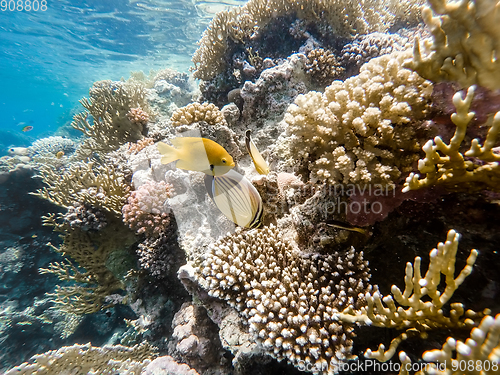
<box><xmin>1</xmin><ymin>0</ymin><xmax>500</xmax><ymax>374</ymax></box>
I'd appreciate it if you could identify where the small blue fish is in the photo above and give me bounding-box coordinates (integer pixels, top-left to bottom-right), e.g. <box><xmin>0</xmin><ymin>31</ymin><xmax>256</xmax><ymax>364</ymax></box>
<box><xmin>205</xmin><ymin>169</ymin><xmax>263</xmax><ymax>228</ymax></box>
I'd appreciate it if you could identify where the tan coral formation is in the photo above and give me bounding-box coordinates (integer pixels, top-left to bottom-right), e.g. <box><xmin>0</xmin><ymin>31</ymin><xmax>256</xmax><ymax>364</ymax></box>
<box><xmin>305</xmin><ymin>48</ymin><xmax>345</xmax><ymax>84</ymax></box>
<box><xmin>170</xmin><ymin>102</ymin><xmax>226</xmax><ymax>127</ymax></box>
<box><xmin>4</xmin><ymin>342</ymin><xmax>156</xmax><ymax>375</ymax></box>
<box><xmin>192</xmin><ymin>0</ymin><xmax>423</xmax><ymax>80</ymax></box>
<box><xmin>282</xmin><ymin>50</ymin><xmax>432</xmax><ymax>187</ymax></box>
<box><xmin>34</xmin><ymin>162</ymin><xmax>130</xmax><ymax>216</ymax></box>
<box><xmin>399</xmin><ymin>313</ymin><xmax>500</xmax><ymax>375</ymax></box>
<box><xmin>195</xmin><ymin>224</ymin><xmax>373</xmax><ymax>372</ymax></box>
<box><xmin>404</xmin><ymin>85</ymin><xmax>500</xmax><ymax>192</ymax></box>
<box><xmin>40</xmin><ymin>223</ymin><xmax>136</xmax><ymax>314</ymax></box>
<box><xmin>335</xmin><ymin>229</ymin><xmax>484</xmax><ymax>362</ymax></box>
<box><xmin>72</xmin><ymin>80</ymin><xmax>150</xmax><ymax>156</ymax></box>
<box><xmin>405</xmin><ymin>0</ymin><xmax>500</xmax><ymax>90</ymax></box>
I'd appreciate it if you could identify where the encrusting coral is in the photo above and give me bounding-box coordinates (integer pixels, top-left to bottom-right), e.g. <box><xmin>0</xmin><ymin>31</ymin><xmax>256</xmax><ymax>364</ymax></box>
<box><xmin>335</xmin><ymin>229</ymin><xmax>485</xmax><ymax>362</ymax></box>
<box><xmin>280</xmin><ymin>50</ymin><xmax>432</xmax><ymax>187</ymax></box>
<box><xmin>170</xmin><ymin>102</ymin><xmax>226</xmax><ymax>127</ymax></box>
<box><xmin>195</xmin><ymin>224</ymin><xmax>374</xmax><ymax>372</ymax></box>
<box><xmin>404</xmin><ymin>85</ymin><xmax>500</xmax><ymax>193</ymax></box>
<box><xmin>404</xmin><ymin>0</ymin><xmax>500</xmax><ymax>90</ymax></box>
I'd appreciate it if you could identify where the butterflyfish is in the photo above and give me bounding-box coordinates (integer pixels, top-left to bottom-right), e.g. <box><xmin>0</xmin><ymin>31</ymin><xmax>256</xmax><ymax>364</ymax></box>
<box><xmin>205</xmin><ymin>169</ymin><xmax>263</xmax><ymax>228</ymax></box>
<box><xmin>245</xmin><ymin>130</ymin><xmax>269</xmax><ymax>175</ymax></box>
<box><xmin>158</xmin><ymin>137</ymin><xmax>235</xmax><ymax>176</ymax></box>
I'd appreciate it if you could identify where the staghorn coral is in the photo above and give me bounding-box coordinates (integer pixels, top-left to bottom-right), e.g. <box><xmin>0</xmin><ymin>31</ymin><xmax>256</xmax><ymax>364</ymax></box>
<box><xmin>195</xmin><ymin>224</ymin><xmax>373</xmax><ymax>372</ymax></box>
<box><xmin>122</xmin><ymin>180</ymin><xmax>174</xmax><ymax>238</ymax></box>
<box><xmin>40</xmin><ymin>222</ymin><xmax>136</xmax><ymax>315</ymax></box>
<box><xmin>28</xmin><ymin>136</ymin><xmax>76</xmax><ymax>158</ymax></box>
<box><xmin>34</xmin><ymin>161</ymin><xmax>130</xmax><ymax>216</ymax></box>
<box><xmin>404</xmin><ymin>0</ymin><xmax>500</xmax><ymax>90</ymax></box>
<box><xmin>170</xmin><ymin>102</ymin><xmax>226</xmax><ymax>127</ymax></box>
<box><xmin>399</xmin><ymin>313</ymin><xmax>500</xmax><ymax>375</ymax></box>
<box><xmin>404</xmin><ymin>85</ymin><xmax>500</xmax><ymax>193</ymax></box>
<box><xmin>335</xmin><ymin>229</ymin><xmax>484</xmax><ymax>362</ymax></box>
<box><xmin>192</xmin><ymin>0</ymin><xmax>423</xmax><ymax>81</ymax></box>
<box><xmin>4</xmin><ymin>342</ymin><xmax>156</xmax><ymax>375</ymax></box>
<box><xmin>280</xmin><ymin>50</ymin><xmax>433</xmax><ymax>187</ymax></box>
<box><xmin>71</xmin><ymin>80</ymin><xmax>150</xmax><ymax>156</ymax></box>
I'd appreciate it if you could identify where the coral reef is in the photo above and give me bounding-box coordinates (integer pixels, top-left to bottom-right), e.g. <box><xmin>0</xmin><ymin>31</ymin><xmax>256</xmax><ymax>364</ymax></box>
<box><xmin>405</xmin><ymin>0</ymin><xmax>500</xmax><ymax>90</ymax></box>
<box><xmin>404</xmin><ymin>85</ymin><xmax>500</xmax><ymax>193</ymax></box>
<box><xmin>280</xmin><ymin>50</ymin><xmax>432</xmax><ymax>187</ymax></box>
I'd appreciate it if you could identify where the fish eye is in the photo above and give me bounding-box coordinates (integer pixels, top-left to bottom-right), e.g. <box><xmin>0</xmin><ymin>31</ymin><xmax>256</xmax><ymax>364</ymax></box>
<box><xmin>222</xmin><ymin>159</ymin><xmax>226</xmax><ymax>164</ymax></box>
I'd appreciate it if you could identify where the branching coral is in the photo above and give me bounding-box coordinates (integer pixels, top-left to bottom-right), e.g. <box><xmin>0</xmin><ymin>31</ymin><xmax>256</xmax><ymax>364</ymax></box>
<box><xmin>40</xmin><ymin>222</ymin><xmax>136</xmax><ymax>314</ymax></box>
<box><xmin>170</xmin><ymin>102</ymin><xmax>226</xmax><ymax>127</ymax></box>
<box><xmin>195</xmin><ymin>224</ymin><xmax>374</xmax><ymax>371</ymax></box>
<box><xmin>34</xmin><ymin>162</ymin><xmax>130</xmax><ymax>216</ymax></box>
<box><xmin>122</xmin><ymin>180</ymin><xmax>174</xmax><ymax>238</ymax></box>
<box><xmin>404</xmin><ymin>0</ymin><xmax>500</xmax><ymax>90</ymax></box>
<box><xmin>281</xmin><ymin>50</ymin><xmax>432</xmax><ymax>187</ymax></box>
<box><xmin>5</xmin><ymin>342</ymin><xmax>156</xmax><ymax>375</ymax></box>
<box><xmin>192</xmin><ymin>0</ymin><xmax>423</xmax><ymax>81</ymax></box>
<box><xmin>399</xmin><ymin>313</ymin><xmax>500</xmax><ymax>375</ymax></box>
<box><xmin>72</xmin><ymin>80</ymin><xmax>151</xmax><ymax>156</ymax></box>
<box><xmin>335</xmin><ymin>229</ymin><xmax>484</xmax><ymax>362</ymax></box>
<box><xmin>305</xmin><ymin>48</ymin><xmax>344</xmax><ymax>85</ymax></box>
<box><xmin>404</xmin><ymin>85</ymin><xmax>500</xmax><ymax>193</ymax></box>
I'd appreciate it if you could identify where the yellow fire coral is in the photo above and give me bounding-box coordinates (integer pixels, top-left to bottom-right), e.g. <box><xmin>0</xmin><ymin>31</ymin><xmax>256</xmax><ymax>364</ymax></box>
<box><xmin>404</xmin><ymin>0</ymin><xmax>500</xmax><ymax>90</ymax></box>
<box><xmin>281</xmin><ymin>50</ymin><xmax>432</xmax><ymax>187</ymax></box>
<box><xmin>335</xmin><ymin>229</ymin><xmax>485</xmax><ymax>362</ymax></box>
<box><xmin>403</xmin><ymin>85</ymin><xmax>500</xmax><ymax>193</ymax></box>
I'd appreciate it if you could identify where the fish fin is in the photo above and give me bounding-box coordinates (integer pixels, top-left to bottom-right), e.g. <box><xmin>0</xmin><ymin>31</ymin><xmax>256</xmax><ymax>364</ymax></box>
<box><xmin>245</xmin><ymin>130</ymin><xmax>269</xmax><ymax>175</ymax></box>
<box><xmin>204</xmin><ymin>174</ymin><xmax>215</xmax><ymax>200</ymax></box>
<box><xmin>158</xmin><ymin>142</ymin><xmax>179</xmax><ymax>165</ymax></box>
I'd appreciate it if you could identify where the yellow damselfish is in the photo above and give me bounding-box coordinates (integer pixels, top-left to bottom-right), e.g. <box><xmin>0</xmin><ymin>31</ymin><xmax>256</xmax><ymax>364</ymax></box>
<box><xmin>158</xmin><ymin>137</ymin><xmax>235</xmax><ymax>176</ymax></box>
<box><xmin>245</xmin><ymin>130</ymin><xmax>269</xmax><ymax>175</ymax></box>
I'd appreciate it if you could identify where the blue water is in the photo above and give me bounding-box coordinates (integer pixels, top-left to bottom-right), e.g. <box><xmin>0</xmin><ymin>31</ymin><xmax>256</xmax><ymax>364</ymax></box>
<box><xmin>0</xmin><ymin>0</ymin><xmax>244</xmax><ymax>152</ymax></box>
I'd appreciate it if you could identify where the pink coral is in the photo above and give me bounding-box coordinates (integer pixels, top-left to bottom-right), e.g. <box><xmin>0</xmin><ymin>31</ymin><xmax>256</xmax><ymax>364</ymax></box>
<box><xmin>127</xmin><ymin>107</ymin><xmax>149</xmax><ymax>126</ymax></box>
<box><xmin>122</xmin><ymin>180</ymin><xmax>174</xmax><ymax>237</ymax></box>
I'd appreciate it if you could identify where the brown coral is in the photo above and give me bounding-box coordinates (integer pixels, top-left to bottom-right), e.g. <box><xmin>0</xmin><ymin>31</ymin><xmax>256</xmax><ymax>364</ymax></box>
<box><xmin>127</xmin><ymin>107</ymin><xmax>149</xmax><ymax>127</ymax></box>
<box><xmin>305</xmin><ymin>48</ymin><xmax>344</xmax><ymax>84</ymax></box>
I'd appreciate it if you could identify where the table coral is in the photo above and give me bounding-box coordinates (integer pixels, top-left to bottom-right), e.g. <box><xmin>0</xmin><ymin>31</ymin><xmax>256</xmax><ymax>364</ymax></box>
<box><xmin>404</xmin><ymin>85</ymin><xmax>500</xmax><ymax>193</ymax></box>
<box><xmin>405</xmin><ymin>0</ymin><xmax>500</xmax><ymax>90</ymax></box>
<box><xmin>195</xmin><ymin>224</ymin><xmax>374</xmax><ymax>372</ymax></box>
<box><xmin>281</xmin><ymin>50</ymin><xmax>432</xmax><ymax>187</ymax></box>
